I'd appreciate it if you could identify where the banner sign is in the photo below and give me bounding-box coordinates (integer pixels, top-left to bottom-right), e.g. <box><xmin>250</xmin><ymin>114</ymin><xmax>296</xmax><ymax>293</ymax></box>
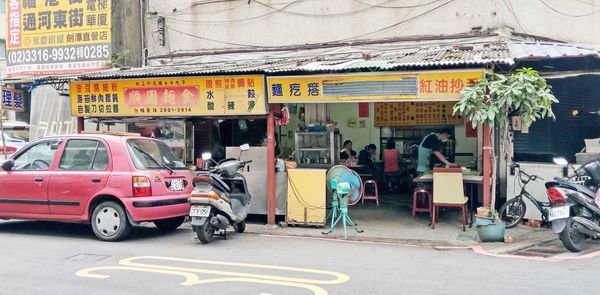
<box><xmin>6</xmin><ymin>0</ymin><xmax>112</xmax><ymax>78</ymax></box>
<box><xmin>1</xmin><ymin>88</ymin><xmax>25</xmax><ymax>112</ymax></box>
<box><xmin>70</xmin><ymin>75</ymin><xmax>267</xmax><ymax>117</ymax></box>
<box><xmin>267</xmin><ymin>69</ymin><xmax>484</xmax><ymax>103</ymax></box>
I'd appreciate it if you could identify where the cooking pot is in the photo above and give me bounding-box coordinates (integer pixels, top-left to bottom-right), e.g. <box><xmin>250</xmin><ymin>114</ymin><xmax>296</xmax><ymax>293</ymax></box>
<box><xmin>320</xmin><ymin>157</ymin><xmax>329</xmax><ymax>164</ymax></box>
<box><xmin>302</xmin><ymin>158</ymin><xmax>312</xmax><ymax>164</ymax></box>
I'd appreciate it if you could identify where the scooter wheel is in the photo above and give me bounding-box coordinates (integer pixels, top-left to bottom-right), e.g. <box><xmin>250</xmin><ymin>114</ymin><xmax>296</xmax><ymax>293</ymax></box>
<box><xmin>560</xmin><ymin>218</ymin><xmax>586</xmax><ymax>252</ymax></box>
<box><xmin>197</xmin><ymin>222</ymin><xmax>215</xmax><ymax>244</ymax></box>
<box><xmin>234</xmin><ymin>221</ymin><xmax>246</xmax><ymax>233</ymax></box>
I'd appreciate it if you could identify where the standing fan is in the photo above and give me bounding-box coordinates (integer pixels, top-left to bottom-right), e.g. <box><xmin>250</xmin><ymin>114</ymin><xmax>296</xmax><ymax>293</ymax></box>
<box><xmin>323</xmin><ymin>165</ymin><xmax>364</xmax><ymax>239</ymax></box>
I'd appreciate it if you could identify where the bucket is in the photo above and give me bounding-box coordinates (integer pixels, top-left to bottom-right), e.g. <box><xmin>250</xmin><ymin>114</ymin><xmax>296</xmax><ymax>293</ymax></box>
<box><xmin>475</xmin><ymin>216</ymin><xmax>494</xmax><ymax>226</ymax></box>
<box><xmin>476</xmin><ymin>222</ymin><xmax>506</xmax><ymax>242</ymax></box>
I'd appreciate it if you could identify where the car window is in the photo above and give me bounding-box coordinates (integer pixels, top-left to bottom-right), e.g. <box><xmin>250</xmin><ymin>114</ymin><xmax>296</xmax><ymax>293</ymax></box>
<box><xmin>13</xmin><ymin>140</ymin><xmax>61</xmax><ymax>171</ymax></box>
<box><xmin>59</xmin><ymin>139</ymin><xmax>109</xmax><ymax>171</ymax></box>
<box><xmin>127</xmin><ymin>138</ymin><xmax>186</xmax><ymax>170</ymax></box>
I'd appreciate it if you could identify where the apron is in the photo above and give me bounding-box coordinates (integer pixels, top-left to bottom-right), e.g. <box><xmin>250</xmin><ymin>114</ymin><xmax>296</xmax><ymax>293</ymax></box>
<box><xmin>416</xmin><ymin>133</ymin><xmax>436</xmax><ymax>174</ymax></box>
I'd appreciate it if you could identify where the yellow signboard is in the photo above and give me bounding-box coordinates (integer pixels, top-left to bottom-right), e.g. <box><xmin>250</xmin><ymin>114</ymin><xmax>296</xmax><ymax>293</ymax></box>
<box><xmin>70</xmin><ymin>76</ymin><xmax>267</xmax><ymax>117</ymax></box>
<box><xmin>6</xmin><ymin>0</ymin><xmax>112</xmax><ymax>77</ymax></box>
<box><xmin>267</xmin><ymin>69</ymin><xmax>484</xmax><ymax>103</ymax></box>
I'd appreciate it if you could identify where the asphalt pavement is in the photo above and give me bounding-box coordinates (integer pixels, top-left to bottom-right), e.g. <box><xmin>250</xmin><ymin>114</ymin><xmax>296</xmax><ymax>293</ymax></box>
<box><xmin>0</xmin><ymin>220</ymin><xmax>598</xmax><ymax>295</ymax></box>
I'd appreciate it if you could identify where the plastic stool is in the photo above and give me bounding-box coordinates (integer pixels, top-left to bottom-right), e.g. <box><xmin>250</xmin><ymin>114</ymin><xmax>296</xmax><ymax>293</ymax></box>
<box><xmin>412</xmin><ymin>188</ymin><xmax>432</xmax><ymax>217</ymax></box>
<box><xmin>362</xmin><ymin>180</ymin><xmax>380</xmax><ymax>206</ymax></box>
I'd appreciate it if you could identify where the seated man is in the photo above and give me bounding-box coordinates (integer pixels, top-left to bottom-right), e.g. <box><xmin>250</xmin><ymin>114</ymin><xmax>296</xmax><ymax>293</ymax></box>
<box><xmin>358</xmin><ymin>144</ymin><xmax>377</xmax><ymax>177</ymax></box>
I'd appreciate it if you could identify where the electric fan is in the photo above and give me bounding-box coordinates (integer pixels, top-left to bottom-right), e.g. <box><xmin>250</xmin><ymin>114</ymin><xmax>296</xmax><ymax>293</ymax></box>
<box><xmin>323</xmin><ymin>165</ymin><xmax>364</xmax><ymax>239</ymax></box>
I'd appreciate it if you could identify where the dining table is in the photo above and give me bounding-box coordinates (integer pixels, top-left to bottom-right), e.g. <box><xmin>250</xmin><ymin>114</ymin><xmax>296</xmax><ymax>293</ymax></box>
<box><xmin>413</xmin><ymin>171</ymin><xmax>483</xmax><ymax>227</ymax></box>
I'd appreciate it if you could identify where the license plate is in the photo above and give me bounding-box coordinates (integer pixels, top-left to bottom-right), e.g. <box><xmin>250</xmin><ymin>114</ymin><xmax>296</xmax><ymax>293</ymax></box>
<box><xmin>190</xmin><ymin>206</ymin><xmax>210</xmax><ymax>217</ymax></box>
<box><xmin>170</xmin><ymin>179</ymin><xmax>185</xmax><ymax>191</ymax></box>
<box><xmin>548</xmin><ymin>206</ymin><xmax>570</xmax><ymax>221</ymax></box>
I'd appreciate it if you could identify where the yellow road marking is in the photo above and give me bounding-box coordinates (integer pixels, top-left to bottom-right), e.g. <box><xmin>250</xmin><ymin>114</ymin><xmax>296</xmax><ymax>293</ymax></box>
<box><xmin>76</xmin><ymin>255</ymin><xmax>349</xmax><ymax>295</ymax></box>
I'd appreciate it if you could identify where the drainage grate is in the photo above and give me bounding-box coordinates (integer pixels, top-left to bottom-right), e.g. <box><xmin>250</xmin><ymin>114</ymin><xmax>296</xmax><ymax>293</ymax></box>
<box><xmin>66</xmin><ymin>253</ymin><xmax>110</xmax><ymax>262</ymax></box>
<box><xmin>510</xmin><ymin>245</ymin><xmax>566</xmax><ymax>258</ymax></box>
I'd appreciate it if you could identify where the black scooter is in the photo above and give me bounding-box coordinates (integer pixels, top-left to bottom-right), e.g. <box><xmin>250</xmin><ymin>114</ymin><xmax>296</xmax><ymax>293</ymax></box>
<box><xmin>189</xmin><ymin>144</ymin><xmax>252</xmax><ymax>244</ymax></box>
<box><xmin>546</xmin><ymin>157</ymin><xmax>600</xmax><ymax>252</ymax></box>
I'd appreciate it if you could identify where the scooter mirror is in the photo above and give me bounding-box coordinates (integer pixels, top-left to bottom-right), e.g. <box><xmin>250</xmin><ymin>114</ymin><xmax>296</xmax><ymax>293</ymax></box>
<box><xmin>240</xmin><ymin>144</ymin><xmax>250</xmax><ymax>151</ymax></box>
<box><xmin>202</xmin><ymin>152</ymin><xmax>212</xmax><ymax>161</ymax></box>
<box><xmin>553</xmin><ymin>157</ymin><xmax>568</xmax><ymax>166</ymax></box>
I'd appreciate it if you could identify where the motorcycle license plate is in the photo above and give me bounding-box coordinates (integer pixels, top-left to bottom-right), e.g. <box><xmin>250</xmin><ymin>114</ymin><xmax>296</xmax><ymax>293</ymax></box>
<box><xmin>190</xmin><ymin>206</ymin><xmax>211</xmax><ymax>217</ymax></box>
<box><xmin>170</xmin><ymin>179</ymin><xmax>185</xmax><ymax>191</ymax></box>
<box><xmin>548</xmin><ymin>206</ymin><xmax>570</xmax><ymax>221</ymax></box>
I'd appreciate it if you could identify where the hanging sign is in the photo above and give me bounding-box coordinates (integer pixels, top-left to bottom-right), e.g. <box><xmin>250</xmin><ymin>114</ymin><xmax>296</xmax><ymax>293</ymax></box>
<box><xmin>70</xmin><ymin>75</ymin><xmax>267</xmax><ymax>117</ymax></box>
<box><xmin>6</xmin><ymin>0</ymin><xmax>112</xmax><ymax>78</ymax></box>
<box><xmin>1</xmin><ymin>88</ymin><xmax>25</xmax><ymax>112</ymax></box>
<box><xmin>267</xmin><ymin>69</ymin><xmax>483</xmax><ymax>103</ymax></box>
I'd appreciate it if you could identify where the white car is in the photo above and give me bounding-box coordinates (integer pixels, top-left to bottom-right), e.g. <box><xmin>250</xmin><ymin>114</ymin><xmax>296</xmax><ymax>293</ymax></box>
<box><xmin>0</xmin><ymin>121</ymin><xmax>29</xmax><ymax>158</ymax></box>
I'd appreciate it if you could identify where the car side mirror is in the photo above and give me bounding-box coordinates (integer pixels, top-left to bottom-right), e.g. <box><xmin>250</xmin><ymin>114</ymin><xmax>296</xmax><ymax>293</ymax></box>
<box><xmin>1</xmin><ymin>159</ymin><xmax>15</xmax><ymax>171</ymax></box>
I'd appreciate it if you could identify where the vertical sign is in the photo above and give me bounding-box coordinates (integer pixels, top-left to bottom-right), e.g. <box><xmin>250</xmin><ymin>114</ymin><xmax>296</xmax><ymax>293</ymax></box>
<box><xmin>5</xmin><ymin>0</ymin><xmax>112</xmax><ymax>78</ymax></box>
<box><xmin>1</xmin><ymin>88</ymin><xmax>25</xmax><ymax>112</ymax></box>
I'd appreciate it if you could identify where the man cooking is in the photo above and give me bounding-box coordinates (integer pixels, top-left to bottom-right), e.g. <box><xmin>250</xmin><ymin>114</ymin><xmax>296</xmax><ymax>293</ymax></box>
<box><xmin>416</xmin><ymin>128</ymin><xmax>457</xmax><ymax>175</ymax></box>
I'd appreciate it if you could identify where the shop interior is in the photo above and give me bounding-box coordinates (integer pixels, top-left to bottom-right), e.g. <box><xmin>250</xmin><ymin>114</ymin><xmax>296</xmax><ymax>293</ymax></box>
<box><xmin>277</xmin><ymin>101</ymin><xmax>483</xmax><ymax>230</ymax></box>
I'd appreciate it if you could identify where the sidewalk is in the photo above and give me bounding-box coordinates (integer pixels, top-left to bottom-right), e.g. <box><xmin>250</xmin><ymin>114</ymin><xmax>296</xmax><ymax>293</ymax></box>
<box><xmin>245</xmin><ymin>200</ymin><xmax>557</xmax><ymax>254</ymax></box>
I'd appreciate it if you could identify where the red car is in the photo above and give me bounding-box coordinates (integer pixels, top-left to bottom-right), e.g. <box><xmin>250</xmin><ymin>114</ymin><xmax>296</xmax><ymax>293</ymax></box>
<box><xmin>0</xmin><ymin>133</ymin><xmax>192</xmax><ymax>241</ymax></box>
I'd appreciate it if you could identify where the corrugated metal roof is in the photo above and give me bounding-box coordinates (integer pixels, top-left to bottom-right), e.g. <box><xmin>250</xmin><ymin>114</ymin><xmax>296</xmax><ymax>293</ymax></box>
<box><xmin>508</xmin><ymin>42</ymin><xmax>600</xmax><ymax>60</ymax></box>
<box><xmin>80</xmin><ymin>41</ymin><xmax>513</xmax><ymax>79</ymax></box>
<box><xmin>66</xmin><ymin>39</ymin><xmax>600</xmax><ymax>80</ymax></box>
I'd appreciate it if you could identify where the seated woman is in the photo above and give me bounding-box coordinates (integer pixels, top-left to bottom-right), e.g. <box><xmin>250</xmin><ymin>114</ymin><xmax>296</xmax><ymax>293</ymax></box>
<box><xmin>358</xmin><ymin>144</ymin><xmax>377</xmax><ymax>177</ymax></box>
<box><xmin>383</xmin><ymin>139</ymin><xmax>401</xmax><ymax>192</ymax></box>
<box><xmin>340</xmin><ymin>140</ymin><xmax>357</xmax><ymax>163</ymax></box>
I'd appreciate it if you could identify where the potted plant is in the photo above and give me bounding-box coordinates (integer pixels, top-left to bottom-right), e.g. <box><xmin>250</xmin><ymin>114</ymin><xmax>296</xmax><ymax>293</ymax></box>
<box><xmin>453</xmin><ymin>68</ymin><xmax>558</xmax><ymax>242</ymax></box>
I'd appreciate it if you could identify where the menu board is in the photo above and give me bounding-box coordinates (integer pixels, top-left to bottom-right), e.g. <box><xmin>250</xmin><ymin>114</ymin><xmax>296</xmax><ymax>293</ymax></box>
<box><xmin>374</xmin><ymin>102</ymin><xmax>463</xmax><ymax>127</ymax></box>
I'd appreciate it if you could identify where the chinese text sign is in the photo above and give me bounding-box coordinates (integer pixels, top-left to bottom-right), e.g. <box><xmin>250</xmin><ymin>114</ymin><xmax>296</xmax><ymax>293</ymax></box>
<box><xmin>6</xmin><ymin>0</ymin><xmax>112</xmax><ymax>78</ymax></box>
<box><xmin>70</xmin><ymin>75</ymin><xmax>267</xmax><ymax>117</ymax></box>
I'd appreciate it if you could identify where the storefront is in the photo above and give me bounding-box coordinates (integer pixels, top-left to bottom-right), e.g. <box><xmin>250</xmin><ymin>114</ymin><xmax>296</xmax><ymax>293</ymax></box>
<box><xmin>70</xmin><ymin>74</ymin><xmax>288</xmax><ymax>216</ymax></box>
<box><xmin>266</xmin><ymin>69</ymin><xmax>490</xmax><ymax>225</ymax></box>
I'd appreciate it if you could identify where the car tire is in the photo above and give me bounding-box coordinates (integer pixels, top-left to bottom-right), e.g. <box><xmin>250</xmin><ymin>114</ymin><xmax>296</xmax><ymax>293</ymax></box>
<box><xmin>154</xmin><ymin>216</ymin><xmax>185</xmax><ymax>232</ymax></box>
<box><xmin>234</xmin><ymin>220</ymin><xmax>246</xmax><ymax>233</ymax></box>
<box><xmin>91</xmin><ymin>201</ymin><xmax>131</xmax><ymax>242</ymax></box>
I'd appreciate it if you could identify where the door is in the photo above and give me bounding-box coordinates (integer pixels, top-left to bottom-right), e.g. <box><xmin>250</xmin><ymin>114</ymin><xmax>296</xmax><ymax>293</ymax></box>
<box><xmin>0</xmin><ymin>139</ymin><xmax>62</xmax><ymax>214</ymax></box>
<box><xmin>48</xmin><ymin>139</ymin><xmax>111</xmax><ymax>215</ymax></box>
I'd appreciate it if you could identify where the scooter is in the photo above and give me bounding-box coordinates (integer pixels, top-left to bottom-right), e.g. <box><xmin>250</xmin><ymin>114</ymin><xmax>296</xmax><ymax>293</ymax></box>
<box><xmin>546</xmin><ymin>157</ymin><xmax>600</xmax><ymax>252</ymax></box>
<box><xmin>189</xmin><ymin>144</ymin><xmax>252</xmax><ymax>244</ymax></box>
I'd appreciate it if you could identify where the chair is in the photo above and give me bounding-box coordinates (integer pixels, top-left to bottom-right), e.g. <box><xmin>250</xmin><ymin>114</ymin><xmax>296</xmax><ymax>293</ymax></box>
<box><xmin>412</xmin><ymin>188</ymin><xmax>432</xmax><ymax>217</ymax></box>
<box><xmin>431</xmin><ymin>168</ymin><xmax>469</xmax><ymax>231</ymax></box>
<box><xmin>362</xmin><ymin>180</ymin><xmax>379</xmax><ymax>206</ymax></box>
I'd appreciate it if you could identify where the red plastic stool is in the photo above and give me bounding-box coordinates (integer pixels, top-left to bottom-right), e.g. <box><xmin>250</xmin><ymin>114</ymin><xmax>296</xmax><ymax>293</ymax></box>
<box><xmin>412</xmin><ymin>188</ymin><xmax>432</xmax><ymax>217</ymax></box>
<box><xmin>362</xmin><ymin>180</ymin><xmax>380</xmax><ymax>206</ymax></box>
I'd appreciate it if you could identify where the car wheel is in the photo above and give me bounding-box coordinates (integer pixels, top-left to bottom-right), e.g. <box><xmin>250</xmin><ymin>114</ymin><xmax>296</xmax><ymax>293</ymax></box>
<box><xmin>154</xmin><ymin>216</ymin><xmax>185</xmax><ymax>232</ymax></box>
<box><xmin>91</xmin><ymin>201</ymin><xmax>131</xmax><ymax>242</ymax></box>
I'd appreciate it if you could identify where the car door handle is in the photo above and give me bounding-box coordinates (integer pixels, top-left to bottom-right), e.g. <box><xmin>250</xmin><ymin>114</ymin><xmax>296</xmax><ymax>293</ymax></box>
<box><xmin>91</xmin><ymin>178</ymin><xmax>101</xmax><ymax>183</ymax></box>
<box><xmin>34</xmin><ymin>177</ymin><xmax>44</xmax><ymax>182</ymax></box>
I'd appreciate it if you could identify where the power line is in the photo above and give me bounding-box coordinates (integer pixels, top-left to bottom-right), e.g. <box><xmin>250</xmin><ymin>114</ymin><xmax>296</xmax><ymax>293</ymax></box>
<box><xmin>504</xmin><ymin>0</ymin><xmax>528</xmax><ymax>33</ymax></box>
<box><xmin>167</xmin><ymin>26</ymin><xmax>280</xmax><ymax>48</ymax></box>
<box><xmin>330</xmin><ymin>0</ymin><xmax>456</xmax><ymax>42</ymax></box>
<box><xmin>352</xmin><ymin>0</ymin><xmax>448</xmax><ymax>9</ymax></box>
<box><xmin>537</xmin><ymin>0</ymin><xmax>600</xmax><ymax>17</ymax></box>
<box><xmin>161</xmin><ymin>0</ymin><xmax>305</xmax><ymax>25</ymax></box>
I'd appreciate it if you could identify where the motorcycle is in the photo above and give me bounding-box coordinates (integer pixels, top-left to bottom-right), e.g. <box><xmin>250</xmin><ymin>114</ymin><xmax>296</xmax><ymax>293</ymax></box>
<box><xmin>546</xmin><ymin>157</ymin><xmax>600</xmax><ymax>252</ymax></box>
<box><xmin>189</xmin><ymin>144</ymin><xmax>252</xmax><ymax>244</ymax></box>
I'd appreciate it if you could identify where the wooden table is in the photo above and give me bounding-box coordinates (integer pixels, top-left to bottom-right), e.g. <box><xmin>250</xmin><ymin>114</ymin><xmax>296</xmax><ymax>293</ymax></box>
<box><xmin>414</xmin><ymin>172</ymin><xmax>483</xmax><ymax>227</ymax></box>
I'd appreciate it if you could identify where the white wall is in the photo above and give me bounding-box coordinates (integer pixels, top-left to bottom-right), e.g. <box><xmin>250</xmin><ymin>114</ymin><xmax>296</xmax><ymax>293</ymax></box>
<box><xmin>146</xmin><ymin>0</ymin><xmax>600</xmax><ymax>57</ymax></box>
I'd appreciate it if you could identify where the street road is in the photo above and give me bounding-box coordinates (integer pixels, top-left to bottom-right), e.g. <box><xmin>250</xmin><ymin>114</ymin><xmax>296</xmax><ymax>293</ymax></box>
<box><xmin>0</xmin><ymin>220</ymin><xmax>597</xmax><ymax>295</ymax></box>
